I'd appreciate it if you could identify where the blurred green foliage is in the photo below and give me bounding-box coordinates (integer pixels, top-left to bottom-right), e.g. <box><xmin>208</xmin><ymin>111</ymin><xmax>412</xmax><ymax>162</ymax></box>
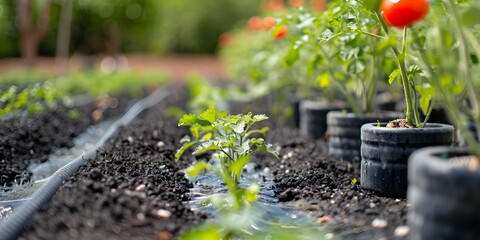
<box><xmin>0</xmin><ymin>68</ymin><xmax>167</xmax><ymax>118</ymax></box>
<box><xmin>0</xmin><ymin>0</ymin><xmax>260</xmax><ymax>57</ymax></box>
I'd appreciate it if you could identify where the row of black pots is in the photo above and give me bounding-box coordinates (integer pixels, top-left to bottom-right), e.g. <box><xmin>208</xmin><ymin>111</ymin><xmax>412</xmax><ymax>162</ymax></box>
<box><xmin>296</xmin><ymin>99</ymin><xmax>480</xmax><ymax>238</ymax></box>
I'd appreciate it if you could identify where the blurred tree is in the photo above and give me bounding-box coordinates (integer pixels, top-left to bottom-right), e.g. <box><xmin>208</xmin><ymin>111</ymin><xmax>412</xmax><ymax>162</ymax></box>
<box><xmin>0</xmin><ymin>1</ymin><xmax>18</xmax><ymax>57</ymax></box>
<box><xmin>0</xmin><ymin>0</ymin><xmax>260</xmax><ymax>58</ymax></box>
<box><xmin>15</xmin><ymin>0</ymin><xmax>53</xmax><ymax>66</ymax></box>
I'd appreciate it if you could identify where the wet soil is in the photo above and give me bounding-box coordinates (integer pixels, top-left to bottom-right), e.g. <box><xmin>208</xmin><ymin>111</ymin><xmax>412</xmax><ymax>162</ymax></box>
<box><xmin>13</xmin><ymin>88</ymin><xmax>407</xmax><ymax>239</ymax></box>
<box><xmin>20</xmin><ymin>89</ymin><xmax>206</xmax><ymax>240</ymax></box>
<box><xmin>0</xmin><ymin>94</ymin><xmax>131</xmax><ymax>187</ymax></box>
<box><xmin>257</xmin><ymin>127</ymin><xmax>408</xmax><ymax>240</ymax></box>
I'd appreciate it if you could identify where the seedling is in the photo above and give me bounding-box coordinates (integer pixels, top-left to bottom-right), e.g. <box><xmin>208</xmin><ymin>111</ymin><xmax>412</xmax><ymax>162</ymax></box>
<box><xmin>175</xmin><ymin>108</ymin><xmax>278</xmax><ymax>211</ymax></box>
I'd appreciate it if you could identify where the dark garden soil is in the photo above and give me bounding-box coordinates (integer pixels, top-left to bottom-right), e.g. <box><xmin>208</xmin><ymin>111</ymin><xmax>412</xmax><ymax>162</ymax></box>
<box><xmin>0</xmin><ymin>93</ymin><xmax>132</xmax><ymax>187</ymax></box>
<box><xmin>257</xmin><ymin>127</ymin><xmax>408</xmax><ymax>240</ymax></box>
<box><xmin>12</xmin><ymin>87</ymin><xmax>407</xmax><ymax>239</ymax></box>
<box><xmin>20</xmin><ymin>88</ymin><xmax>206</xmax><ymax>240</ymax></box>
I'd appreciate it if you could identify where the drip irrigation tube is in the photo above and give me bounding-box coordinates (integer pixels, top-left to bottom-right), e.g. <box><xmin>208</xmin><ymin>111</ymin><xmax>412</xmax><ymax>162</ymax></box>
<box><xmin>0</xmin><ymin>87</ymin><xmax>170</xmax><ymax>240</ymax></box>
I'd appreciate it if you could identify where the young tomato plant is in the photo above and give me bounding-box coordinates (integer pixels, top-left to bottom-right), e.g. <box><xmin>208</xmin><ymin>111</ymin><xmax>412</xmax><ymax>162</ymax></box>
<box><xmin>334</xmin><ymin>0</ymin><xmax>433</xmax><ymax>127</ymax></box>
<box><xmin>408</xmin><ymin>0</ymin><xmax>480</xmax><ymax>154</ymax></box>
<box><xmin>175</xmin><ymin>108</ymin><xmax>278</xmax><ymax>211</ymax></box>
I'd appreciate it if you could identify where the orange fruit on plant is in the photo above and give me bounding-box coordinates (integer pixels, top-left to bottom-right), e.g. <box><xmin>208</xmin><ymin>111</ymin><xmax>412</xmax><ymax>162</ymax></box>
<box><xmin>381</xmin><ymin>0</ymin><xmax>429</xmax><ymax>28</ymax></box>
<box><xmin>289</xmin><ymin>0</ymin><xmax>304</xmax><ymax>8</ymax></box>
<box><xmin>311</xmin><ymin>0</ymin><xmax>327</xmax><ymax>12</ymax></box>
<box><xmin>218</xmin><ymin>32</ymin><xmax>233</xmax><ymax>47</ymax></box>
<box><xmin>248</xmin><ymin>16</ymin><xmax>263</xmax><ymax>30</ymax></box>
<box><xmin>263</xmin><ymin>17</ymin><xmax>276</xmax><ymax>29</ymax></box>
<box><xmin>273</xmin><ymin>25</ymin><xmax>288</xmax><ymax>39</ymax></box>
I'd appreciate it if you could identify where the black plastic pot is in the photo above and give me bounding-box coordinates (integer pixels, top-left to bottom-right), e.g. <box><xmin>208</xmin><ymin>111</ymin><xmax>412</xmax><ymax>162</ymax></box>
<box><xmin>360</xmin><ymin>123</ymin><xmax>454</xmax><ymax>198</ymax></box>
<box><xmin>408</xmin><ymin>146</ymin><xmax>480</xmax><ymax>240</ymax></box>
<box><xmin>299</xmin><ymin>100</ymin><xmax>345</xmax><ymax>140</ymax></box>
<box><xmin>327</xmin><ymin>111</ymin><xmax>404</xmax><ymax>164</ymax></box>
<box><xmin>291</xmin><ymin>98</ymin><xmax>301</xmax><ymax>128</ymax></box>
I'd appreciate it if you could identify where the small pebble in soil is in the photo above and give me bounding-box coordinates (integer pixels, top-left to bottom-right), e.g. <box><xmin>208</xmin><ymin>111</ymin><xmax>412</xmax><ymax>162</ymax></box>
<box><xmin>325</xmin><ymin>233</ymin><xmax>335</xmax><ymax>239</ymax></box>
<box><xmin>158</xmin><ymin>231</ymin><xmax>173</xmax><ymax>240</ymax></box>
<box><xmin>369</xmin><ymin>202</ymin><xmax>376</xmax><ymax>208</ymax></box>
<box><xmin>127</xmin><ymin>136</ymin><xmax>134</xmax><ymax>144</ymax></box>
<box><xmin>317</xmin><ymin>215</ymin><xmax>332</xmax><ymax>223</ymax></box>
<box><xmin>86</xmin><ymin>219</ymin><xmax>95</xmax><ymax>228</ymax></box>
<box><xmin>394</xmin><ymin>225</ymin><xmax>410</xmax><ymax>237</ymax></box>
<box><xmin>137</xmin><ymin>213</ymin><xmax>146</xmax><ymax>222</ymax></box>
<box><xmin>154</xmin><ymin>209</ymin><xmax>172</xmax><ymax>218</ymax></box>
<box><xmin>135</xmin><ymin>184</ymin><xmax>146</xmax><ymax>192</ymax></box>
<box><xmin>157</xmin><ymin>141</ymin><xmax>166</xmax><ymax>148</ymax></box>
<box><xmin>372</xmin><ymin>218</ymin><xmax>388</xmax><ymax>228</ymax></box>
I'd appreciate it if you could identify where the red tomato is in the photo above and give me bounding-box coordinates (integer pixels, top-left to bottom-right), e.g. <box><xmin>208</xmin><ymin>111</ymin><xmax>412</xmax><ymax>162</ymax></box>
<box><xmin>273</xmin><ymin>25</ymin><xmax>288</xmax><ymax>39</ymax></box>
<box><xmin>289</xmin><ymin>0</ymin><xmax>304</xmax><ymax>8</ymax></box>
<box><xmin>381</xmin><ymin>0</ymin><xmax>429</xmax><ymax>28</ymax></box>
<box><xmin>311</xmin><ymin>0</ymin><xmax>327</xmax><ymax>12</ymax></box>
<box><xmin>248</xmin><ymin>16</ymin><xmax>263</xmax><ymax>30</ymax></box>
<box><xmin>263</xmin><ymin>17</ymin><xmax>276</xmax><ymax>30</ymax></box>
<box><xmin>218</xmin><ymin>33</ymin><xmax>233</xmax><ymax>47</ymax></box>
<box><xmin>262</xmin><ymin>0</ymin><xmax>285</xmax><ymax>11</ymax></box>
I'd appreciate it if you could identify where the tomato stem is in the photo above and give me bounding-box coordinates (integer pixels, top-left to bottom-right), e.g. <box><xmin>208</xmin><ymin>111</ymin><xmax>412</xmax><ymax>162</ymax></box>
<box><xmin>377</xmin><ymin>12</ymin><xmax>416</xmax><ymax>126</ymax></box>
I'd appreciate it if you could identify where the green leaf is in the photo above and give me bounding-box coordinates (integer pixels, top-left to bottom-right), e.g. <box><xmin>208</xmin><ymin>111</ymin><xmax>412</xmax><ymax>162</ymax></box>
<box><xmin>201</xmin><ymin>132</ymin><xmax>212</xmax><ymax>141</ymax></box>
<box><xmin>362</xmin><ymin>0</ymin><xmax>382</xmax><ymax>13</ymax></box>
<box><xmin>1</xmin><ymin>86</ymin><xmax>17</xmax><ymax>104</ymax></box>
<box><xmin>217</xmin><ymin>110</ymin><xmax>229</xmax><ymax>119</ymax></box>
<box><xmin>228</xmin><ymin>154</ymin><xmax>251</xmax><ymax>179</ymax></box>
<box><xmin>253</xmin><ymin>114</ymin><xmax>268</xmax><ymax>122</ymax></box>
<box><xmin>408</xmin><ymin>65</ymin><xmax>422</xmax><ymax>76</ymax></box>
<box><xmin>190</xmin><ymin>126</ymin><xmax>200</xmax><ymax>139</ymax></box>
<box><xmin>459</xmin><ymin>4</ymin><xmax>480</xmax><ymax>27</ymax></box>
<box><xmin>178</xmin><ymin>224</ymin><xmax>222</xmax><ymax>240</ymax></box>
<box><xmin>180</xmin><ymin>135</ymin><xmax>191</xmax><ymax>144</ymax></box>
<box><xmin>179</xmin><ymin>114</ymin><xmax>197</xmax><ymax>126</ymax></box>
<box><xmin>377</xmin><ymin>35</ymin><xmax>397</xmax><ymax>53</ymax></box>
<box><xmin>319</xmin><ymin>28</ymin><xmax>334</xmax><ymax>43</ymax></box>
<box><xmin>419</xmin><ymin>94</ymin><xmax>431</xmax><ymax>115</ymax></box>
<box><xmin>256</xmin><ymin>142</ymin><xmax>279</xmax><ymax>159</ymax></box>
<box><xmin>317</xmin><ymin>72</ymin><xmax>330</xmax><ymax>88</ymax></box>
<box><xmin>200</xmin><ymin>108</ymin><xmax>216</xmax><ymax>124</ymax></box>
<box><xmin>14</xmin><ymin>91</ymin><xmax>28</xmax><ymax>109</ymax></box>
<box><xmin>175</xmin><ymin>142</ymin><xmax>195</xmax><ymax>161</ymax></box>
<box><xmin>193</xmin><ymin>141</ymin><xmax>220</xmax><ymax>155</ymax></box>
<box><xmin>285</xmin><ymin>41</ymin><xmax>301</xmax><ymax>66</ymax></box>
<box><xmin>232</xmin><ymin>121</ymin><xmax>246</xmax><ymax>134</ymax></box>
<box><xmin>244</xmin><ymin>184</ymin><xmax>259</xmax><ymax>203</ymax></box>
<box><xmin>388</xmin><ymin>69</ymin><xmax>400</xmax><ymax>84</ymax></box>
<box><xmin>185</xmin><ymin>161</ymin><xmax>210</xmax><ymax>177</ymax></box>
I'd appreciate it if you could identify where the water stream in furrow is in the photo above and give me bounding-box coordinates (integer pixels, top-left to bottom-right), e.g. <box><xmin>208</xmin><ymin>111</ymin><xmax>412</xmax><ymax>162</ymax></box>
<box><xmin>186</xmin><ymin>162</ymin><xmax>328</xmax><ymax>239</ymax></box>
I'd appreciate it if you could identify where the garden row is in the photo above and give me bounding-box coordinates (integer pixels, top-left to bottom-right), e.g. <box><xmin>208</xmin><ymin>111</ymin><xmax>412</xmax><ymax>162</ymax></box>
<box><xmin>1</xmin><ymin>0</ymin><xmax>479</xmax><ymax>239</ymax></box>
<box><xmin>218</xmin><ymin>0</ymin><xmax>480</xmax><ymax>239</ymax></box>
<box><xmin>0</xmin><ymin>85</ymin><xmax>407</xmax><ymax>239</ymax></box>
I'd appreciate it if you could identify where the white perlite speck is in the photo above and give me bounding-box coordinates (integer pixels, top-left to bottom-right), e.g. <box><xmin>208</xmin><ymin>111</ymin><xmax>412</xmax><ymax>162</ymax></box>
<box><xmin>154</xmin><ymin>209</ymin><xmax>171</xmax><ymax>218</ymax></box>
<box><xmin>135</xmin><ymin>184</ymin><xmax>146</xmax><ymax>192</ymax></box>
<box><xmin>372</xmin><ymin>218</ymin><xmax>388</xmax><ymax>228</ymax></box>
<box><xmin>394</xmin><ymin>226</ymin><xmax>410</xmax><ymax>237</ymax></box>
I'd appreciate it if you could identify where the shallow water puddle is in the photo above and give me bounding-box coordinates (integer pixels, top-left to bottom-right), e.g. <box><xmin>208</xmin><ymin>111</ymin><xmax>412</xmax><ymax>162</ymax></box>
<box><xmin>186</xmin><ymin>162</ymin><xmax>330</xmax><ymax>239</ymax></box>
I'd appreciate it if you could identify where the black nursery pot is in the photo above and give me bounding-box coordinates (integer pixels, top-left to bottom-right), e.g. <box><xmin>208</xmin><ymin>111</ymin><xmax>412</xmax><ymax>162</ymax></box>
<box><xmin>360</xmin><ymin>123</ymin><xmax>454</xmax><ymax>198</ymax></box>
<box><xmin>408</xmin><ymin>146</ymin><xmax>480</xmax><ymax>240</ymax></box>
<box><xmin>291</xmin><ymin>98</ymin><xmax>301</xmax><ymax>128</ymax></box>
<box><xmin>299</xmin><ymin>100</ymin><xmax>344</xmax><ymax>140</ymax></box>
<box><xmin>327</xmin><ymin>111</ymin><xmax>404</xmax><ymax>164</ymax></box>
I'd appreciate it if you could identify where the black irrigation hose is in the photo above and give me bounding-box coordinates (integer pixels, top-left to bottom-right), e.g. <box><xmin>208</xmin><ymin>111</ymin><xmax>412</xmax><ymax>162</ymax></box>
<box><xmin>0</xmin><ymin>87</ymin><xmax>170</xmax><ymax>240</ymax></box>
